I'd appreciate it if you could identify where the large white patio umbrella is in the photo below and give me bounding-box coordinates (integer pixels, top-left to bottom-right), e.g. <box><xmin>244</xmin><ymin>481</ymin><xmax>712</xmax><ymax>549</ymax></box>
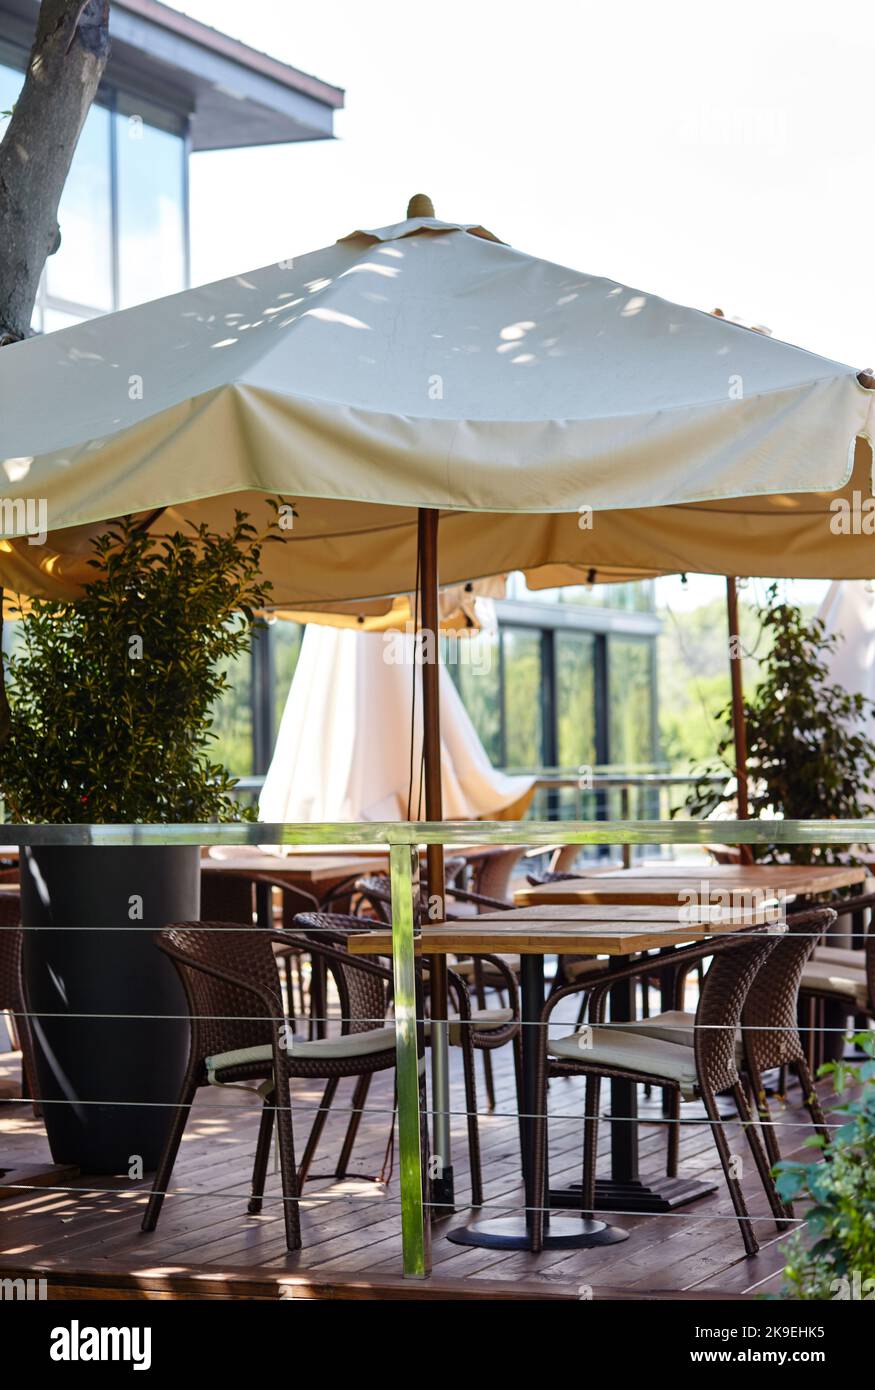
<box><xmin>1</xmin><ymin>194</ymin><xmax>873</xmax><ymax>1214</ymax></box>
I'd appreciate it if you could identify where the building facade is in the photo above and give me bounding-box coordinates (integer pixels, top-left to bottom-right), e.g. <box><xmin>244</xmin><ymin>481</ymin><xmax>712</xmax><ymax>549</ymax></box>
<box><xmin>0</xmin><ymin>0</ymin><xmax>342</xmax><ymax>331</ymax></box>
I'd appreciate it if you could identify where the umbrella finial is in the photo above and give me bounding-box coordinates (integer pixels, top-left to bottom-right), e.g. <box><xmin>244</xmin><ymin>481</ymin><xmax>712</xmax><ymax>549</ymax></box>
<box><xmin>407</xmin><ymin>193</ymin><xmax>435</xmax><ymax>219</ymax></box>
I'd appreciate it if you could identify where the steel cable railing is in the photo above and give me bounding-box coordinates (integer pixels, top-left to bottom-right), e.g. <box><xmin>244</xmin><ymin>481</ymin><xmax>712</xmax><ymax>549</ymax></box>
<box><xmin>0</xmin><ymin>817</ymin><xmax>871</xmax><ymax>1282</ymax></box>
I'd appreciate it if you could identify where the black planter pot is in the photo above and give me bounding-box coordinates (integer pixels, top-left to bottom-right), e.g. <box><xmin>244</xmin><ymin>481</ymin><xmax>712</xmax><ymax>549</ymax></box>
<box><xmin>21</xmin><ymin>844</ymin><xmax>199</xmax><ymax>1175</ymax></box>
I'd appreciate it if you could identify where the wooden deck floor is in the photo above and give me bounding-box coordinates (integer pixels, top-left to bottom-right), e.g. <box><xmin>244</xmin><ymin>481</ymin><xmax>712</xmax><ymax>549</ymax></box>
<box><xmin>0</xmin><ymin>1004</ymin><xmax>832</xmax><ymax>1301</ymax></box>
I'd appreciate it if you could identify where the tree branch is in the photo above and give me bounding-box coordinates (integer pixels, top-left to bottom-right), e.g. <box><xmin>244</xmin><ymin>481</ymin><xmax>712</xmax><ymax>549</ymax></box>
<box><xmin>0</xmin><ymin>0</ymin><xmax>110</xmax><ymax>342</ymax></box>
<box><xmin>0</xmin><ymin>1</ymin><xmax>109</xmax><ymax>747</ymax></box>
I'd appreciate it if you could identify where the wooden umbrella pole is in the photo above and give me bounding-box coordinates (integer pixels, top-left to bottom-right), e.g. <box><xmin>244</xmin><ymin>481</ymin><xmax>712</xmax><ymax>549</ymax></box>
<box><xmin>417</xmin><ymin>506</ymin><xmax>454</xmax><ymax>1211</ymax></box>
<box><xmin>726</xmin><ymin>576</ymin><xmax>753</xmax><ymax>864</ymax></box>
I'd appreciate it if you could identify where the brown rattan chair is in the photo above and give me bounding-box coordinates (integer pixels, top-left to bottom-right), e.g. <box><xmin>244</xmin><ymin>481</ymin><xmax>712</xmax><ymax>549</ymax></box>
<box><xmin>200</xmin><ymin>869</ymin><xmax>319</xmax><ymax>1028</ymax></box>
<box><xmin>471</xmin><ymin>847</ymin><xmax>524</xmax><ymax>902</ymax></box>
<box><xmin>531</xmin><ymin>930</ymin><xmax>787</xmax><ymax>1255</ymax></box>
<box><xmin>741</xmin><ymin>908</ymin><xmax>836</xmax><ymax>1191</ymax></box>
<box><xmin>352</xmin><ymin>868</ymin><xmax>522</xmax><ymax>1110</ymax></box>
<box><xmin>799</xmin><ymin>892</ymin><xmax>875</xmax><ymax>1054</ymax></box>
<box><xmin>294</xmin><ymin>911</ymin><xmax>523</xmax><ymax>1203</ymax></box>
<box><xmin>0</xmin><ymin>888</ymin><xmax>39</xmax><ymax>1113</ymax></box>
<box><xmin>141</xmin><ymin>921</ymin><xmax>413</xmax><ymax>1252</ymax></box>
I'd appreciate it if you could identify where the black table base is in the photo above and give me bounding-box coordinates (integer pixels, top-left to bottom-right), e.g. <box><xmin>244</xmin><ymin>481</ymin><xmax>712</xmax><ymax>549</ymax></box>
<box><xmin>447</xmin><ymin>1214</ymin><xmax>629</xmax><ymax>1251</ymax></box>
<box><xmin>550</xmin><ymin>1174</ymin><xmax>718</xmax><ymax>1214</ymax></box>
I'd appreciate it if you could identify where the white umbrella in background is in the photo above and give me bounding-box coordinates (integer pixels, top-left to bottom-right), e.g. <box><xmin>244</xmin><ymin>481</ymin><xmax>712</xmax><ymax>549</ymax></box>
<box><xmin>819</xmin><ymin>580</ymin><xmax>875</xmax><ymax>734</ymax></box>
<box><xmin>259</xmin><ymin>615</ymin><xmax>534</xmax><ymax>826</ymax></box>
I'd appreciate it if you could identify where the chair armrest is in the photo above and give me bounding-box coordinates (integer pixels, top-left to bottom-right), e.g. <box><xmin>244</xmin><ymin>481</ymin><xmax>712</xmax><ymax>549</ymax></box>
<box><xmin>274</xmin><ymin>925</ymin><xmax>396</xmax><ymax>985</ymax></box>
<box><xmin>538</xmin><ymin>929</ymin><xmax>774</xmax><ymax>1026</ymax></box>
<box><xmin>826</xmin><ymin>890</ymin><xmax>875</xmax><ymax>920</ymax></box>
<box><xmin>444</xmin><ymin>887</ymin><xmax>510</xmax><ymax>912</ymax></box>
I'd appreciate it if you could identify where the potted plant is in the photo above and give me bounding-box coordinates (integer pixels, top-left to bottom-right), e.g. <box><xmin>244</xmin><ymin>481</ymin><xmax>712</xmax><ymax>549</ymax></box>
<box><xmin>774</xmin><ymin>1034</ymin><xmax>875</xmax><ymax>1299</ymax></box>
<box><xmin>684</xmin><ymin>585</ymin><xmax>875</xmax><ymax>864</ymax></box>
<box><xmin>0</xmin><ymin>510</ymin><xmax>279</xmax><ymax>1173</ymax></box>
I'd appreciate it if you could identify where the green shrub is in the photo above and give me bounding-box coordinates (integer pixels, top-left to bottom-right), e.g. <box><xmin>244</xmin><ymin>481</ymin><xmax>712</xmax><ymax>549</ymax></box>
<box><xmin>0</xmin><ymin>510</ymin><xmax>282</xmax><ymax>823</ymax></box>
<box><xmin>775</xmin><ymin>1034</ymin><xmax>875</xmax><ymax>1299</ymax></box>
<box><xmin>683</xmin><ymin>585</ymin><xmax>875</xmax><ymax>863</ymax></box>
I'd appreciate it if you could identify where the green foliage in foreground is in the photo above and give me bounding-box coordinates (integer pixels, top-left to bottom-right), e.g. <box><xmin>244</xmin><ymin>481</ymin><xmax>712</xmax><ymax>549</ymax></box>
<box><xmin>0</xmin><ymin>510</ymin><xmax>283</xmax><ymax>823</ymax></box>
<box><xmin>776</xmin><ymin>1034</ymin><xmax>875</xmax><ymax>1300</ymax></box>
<box><xmin>683</xmin><ymin>586</ymin><xmax>875</xmax><ymax>861</ymax></box>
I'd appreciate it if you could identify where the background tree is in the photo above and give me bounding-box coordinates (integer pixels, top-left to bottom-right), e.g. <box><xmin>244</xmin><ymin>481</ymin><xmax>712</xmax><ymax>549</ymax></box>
<box><xmin>684</xmin><ymin>586</ymin><xmax>875</xmax><ymax>863</ymax></box>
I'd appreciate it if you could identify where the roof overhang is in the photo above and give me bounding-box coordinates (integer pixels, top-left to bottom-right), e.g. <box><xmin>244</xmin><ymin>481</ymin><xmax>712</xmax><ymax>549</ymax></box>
<box><xmin>0</xmin><ymin>0</ymin><xmax>343</xmax><ymax>149</ymax></box>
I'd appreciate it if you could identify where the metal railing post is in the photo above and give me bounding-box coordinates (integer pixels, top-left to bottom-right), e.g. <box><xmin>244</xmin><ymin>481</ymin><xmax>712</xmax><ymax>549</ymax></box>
<box><xmin>389</xmin><ymin>840</ymin><xmax>430</xmax><ymax>1277</ymax></box>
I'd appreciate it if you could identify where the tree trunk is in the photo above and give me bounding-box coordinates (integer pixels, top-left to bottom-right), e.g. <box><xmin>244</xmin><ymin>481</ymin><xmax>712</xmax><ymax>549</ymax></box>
<box><xmin>0</xmin><ymin>1</ymin><xmax>109</xmax><ymax>738</ymax></box>
<box><xmin>0</xmin><ymin>0</ymin><xmax>110</xmax><ymax>345</ymax></box>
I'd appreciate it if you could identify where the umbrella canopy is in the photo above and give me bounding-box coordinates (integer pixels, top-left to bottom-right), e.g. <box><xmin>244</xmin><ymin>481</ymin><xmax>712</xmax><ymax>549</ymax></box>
<box><xmin>0</xmin><ymin>208</ymin><xmax>872</xmax><ymax>602</ymax></box>
<box><xmin>271</xmin><ymin>576</ymin><xmax>505</xmax><ymax>632</ymax></box>
<box><xmin>259</xmin><ymin>623</ymin><xmax>534</xmax><ymax>823</ymax></box>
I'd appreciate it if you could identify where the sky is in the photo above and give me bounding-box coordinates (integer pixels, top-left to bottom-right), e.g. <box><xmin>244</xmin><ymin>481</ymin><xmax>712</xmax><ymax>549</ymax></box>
<box><xmin>172</xmin><ymin>0</ymin><xmax>875</xmax><ymax>613</ymax></box>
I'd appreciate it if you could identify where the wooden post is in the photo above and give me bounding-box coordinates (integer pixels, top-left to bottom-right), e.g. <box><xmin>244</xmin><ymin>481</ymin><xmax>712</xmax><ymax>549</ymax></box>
<box><xmin>726</xmin><ymin>577</ymin><xmax>752</xmax><ymax>864</ymax></box>
<box><xmin>417</xmin><ymin>507</ymin><xmax>453</xmax><ymax>1212</ymax></box>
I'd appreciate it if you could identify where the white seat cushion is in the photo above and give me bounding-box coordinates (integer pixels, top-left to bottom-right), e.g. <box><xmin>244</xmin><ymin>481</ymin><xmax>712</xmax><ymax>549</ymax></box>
<box><xmin>206</xmin><ymin>1027</ymin><xmax>398</xmax><ymax>1080</ymax></box>
<box><xmin>450</xmin><ymin>1006</ymin><xmax>513</xmax><ymax>1044</ymax></box>
<box><xmin>445</xmin><ymin>900</ymin><xmax>480</xmax><ymax>919</ymax></box>
<box><xmin>814</xmin><ymin>945</ymin><xmax>868</xmax><ymax>969</ymax></box>
<box><xmin>563</xmin><ymin>957</ymin><xmax>609</xmax><ymax>980</ymax></box>
<box><xmin>547</xmin><ymin>1026</ymin><xmax>699</xmax><ymax>1099</ymax></box>
<box><xmin>618</xmin><ymin>1009</ymin><xmax>743</xmax><ymax>1062</ymax></box>
<box><xmin>452</xmin><ymin>954</ymin><xmax>520</xmax><ymax>979</ymax></box>
<box><xmin>801</xmin><ymin>960</ymin><xmax>869</xmax><ymax>1009</ymax></box>
<box><xmin>424</xmin><ymin>1008</ymin><xmax>514</xmax><ymax>1046</ymax></box>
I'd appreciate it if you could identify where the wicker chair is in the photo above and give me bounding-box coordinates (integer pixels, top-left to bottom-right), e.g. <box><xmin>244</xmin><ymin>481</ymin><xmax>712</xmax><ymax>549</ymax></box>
<box><xmin>799</xmin><ymin>891</ymin><xmax>875</xmax><ymax>1059</ymax></box>
<box><xmin>634</xmin><ymin>908</ymin><xmax>838</xmax><ymax>1194</ymax></box>
<box><xmin>200</xmin><ymin>870</ymin><xmax>319</xmax><ymax>1029</ymax></box>
<box><xmin>741</xmin><ymin>908</ymin><xmax>836</xmax><ymax>1188</ymax></box>
<box><xmin>141</xmin><ymin>921</ymin><xmax>416</xmax><ymax>1252</ymax></box>
<box><xmin>471</xmin><ymin>848</ymin><xmax>524</xmax><ymax>903</ymax></box>
<box><xmin>0</xmin><ymin>888</ymin><xmax>39</xmax><ymax>1113</ymax></box>
<box><xmin>351</xmin><ymin>870</ymin><xmax>523</xmax><ymax>1111</ymax></box>
<box><xmin>531</xmin><ymin>930</ymin><xmax>787</xmax><ymax>1255</ymax></box>
<box><xmin>294</xmin><ymin>911</ymin><xmax>522</xmax><ymax>1203</ymax></box>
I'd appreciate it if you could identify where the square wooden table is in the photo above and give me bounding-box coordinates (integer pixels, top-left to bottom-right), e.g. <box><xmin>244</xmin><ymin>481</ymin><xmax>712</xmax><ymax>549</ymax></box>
<box><xmin>349</xmin><ymin>898</ymin><xmax>781</xmax><ymax>1251</ymax></box>
<box><xmin>514</xmin><ymin>861</ymin><xmax>867</xmax><ymax>908</ymax></box>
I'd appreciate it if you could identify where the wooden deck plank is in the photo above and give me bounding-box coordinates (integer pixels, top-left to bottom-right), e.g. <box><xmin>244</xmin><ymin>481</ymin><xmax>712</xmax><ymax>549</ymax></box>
<box><xmin>0</xmin><ymin>999</ymin><xmax>843</xmax><ymax>1300</ymax></box>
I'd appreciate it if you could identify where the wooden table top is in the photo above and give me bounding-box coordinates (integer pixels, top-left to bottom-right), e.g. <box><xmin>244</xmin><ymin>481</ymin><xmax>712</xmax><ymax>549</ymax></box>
<box><xmin>202</xmin><ymin>843</ymin><xmax>505</xmax><ymax>886</ymax></box>
<box><xmin>346</xmin><ymin>900</ymin><xmax>781</xmax><ymax>957</ymax></box>
<box><xmin>514</xmin><ymin>862</ymin><xmax>866</xmax><ymax>908</ymax></box>
<box><xmin>202</xmin><ymin>851</ymin><xmax>389</xmax><ymax>884</ymax></box>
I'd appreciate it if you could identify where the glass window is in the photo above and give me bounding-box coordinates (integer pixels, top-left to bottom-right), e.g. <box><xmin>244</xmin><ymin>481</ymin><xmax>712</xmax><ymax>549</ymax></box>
<box><xmin>502</xmin><ymin>628</ymin><xmax>543</xmax><ymax>767</ymax></box>
<box><xmin>556</xmin><ymin>632</ymin><xmax>596</xmax><ymax>767</ymax></box>
<box><xmin>0</xmin><ymin>59</ymin><xmax>21</xmax><ymax>117</ymax></box>
<box><xmin>609</xmin><ymin>637</ymin><xmax>655</xmax><ymax>768</ymax></box>
<box><xmin>452</xmin><ymin>631</ymin><xmax>501</xmax><ymax>765</ymax></box>
<box><xmin>0</xmin><ymin>48</ymin><xmax>190</xmax><ymax>324</ymax></box>
<box><xmin>506</xmin><ymin>572</ymin><xmax>656</xmax><ymax>612</ymax></box>
<box><xmin>272</xmin><ymin>620</ymin><xmax>303</xmax><ymax>730</ymax></box>
<box><xmin>44</xmin><ymin>103</ymin><xmax>113</xmax><ymax>312</ymax></box>
<box><xmin>115</xmin><ymin>98</ymin><xmax>186</xmax><ymax>309</ymax></box>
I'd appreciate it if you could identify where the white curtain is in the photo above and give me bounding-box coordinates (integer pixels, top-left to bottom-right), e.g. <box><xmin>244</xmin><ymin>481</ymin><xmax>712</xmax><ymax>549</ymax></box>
<box><xmin>259</xmin><ymin>623</ymin><xmax>534</xmax><ymax>825</ymax></box>
<box><xmin>819</xmin><ymin>581</ymin><xmax>875</xmax><ymax>735</ymax></box>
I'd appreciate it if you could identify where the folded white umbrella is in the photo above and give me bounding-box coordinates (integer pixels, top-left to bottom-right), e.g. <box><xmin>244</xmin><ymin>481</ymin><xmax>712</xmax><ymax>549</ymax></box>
<box><xmin>259</xmin><ymin>622</ymin><xmax>533</xmax><ymax>826</ymax></box>
<box><xmin>819</xmin><ymin>580</ymin><xmax>875</xmax><ymax>724</ymax></box>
